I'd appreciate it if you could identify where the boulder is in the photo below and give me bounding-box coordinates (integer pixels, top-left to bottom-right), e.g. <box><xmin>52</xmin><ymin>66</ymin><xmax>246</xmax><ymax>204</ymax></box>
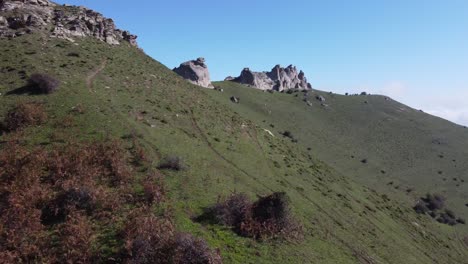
<box><xmin>173</xmin><ymin>57</ymin><xmax>214</xmax><ymax>88</ymax></box>
<box><xmin>316</xmin><ymin>95</ymin><xmax>325</xmax><ymax>102</ymax></box>
<box><xmin>230</xmin><ymin>65</ymin><xmax>312</xmax><ymax>91</ymax></box>
<box><xmin>230</xmin><ymin>96</ymin><xmax>240</xmax><ymax>104</ymax></box>
<box><xmin>0</xmin><ymin>16</ymin><xmax>6</xmax><ymax>26</ymax></box>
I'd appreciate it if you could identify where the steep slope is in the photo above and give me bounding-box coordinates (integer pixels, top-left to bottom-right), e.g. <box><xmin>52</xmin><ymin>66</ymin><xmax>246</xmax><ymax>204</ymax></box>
<box><xmin>0</xmin><ymin>33</ymin><xmax>467</xmax><ymax>263</ymax></box>
<box><xmin>1</xmin><ymin>2</ymin><xmax>468</xmax><ymax>263</ymax></box>
<box><xmin>209</xmin><ymin>81</ymin><xmax>468</xmax><ymax>227</ymax></box>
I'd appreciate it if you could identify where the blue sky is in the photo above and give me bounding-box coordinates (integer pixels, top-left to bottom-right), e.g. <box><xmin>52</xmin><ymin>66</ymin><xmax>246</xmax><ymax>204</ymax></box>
<box><xmin>55</xmin><ymin>0</ymin><xmax>468</xmax><ymax>125</ymax></box>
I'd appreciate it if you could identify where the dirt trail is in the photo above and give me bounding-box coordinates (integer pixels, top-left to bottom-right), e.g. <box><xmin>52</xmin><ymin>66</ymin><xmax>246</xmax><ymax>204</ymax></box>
<box><xmin>86</xmin><ymin>59</ymin><xmax>107</xmax><ymax>92</ymax></box>
<box><xmin>189</xmin><ymin>110</ymin><xmax>273</xmax><ymax>191</ymax></box>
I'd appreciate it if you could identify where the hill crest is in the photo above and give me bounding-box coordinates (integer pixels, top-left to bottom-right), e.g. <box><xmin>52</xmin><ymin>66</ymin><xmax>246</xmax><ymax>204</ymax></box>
<box><xmin>0</xmin><ymin>0</ymin><xmax>138</xmax><ymax>46</ymax></box>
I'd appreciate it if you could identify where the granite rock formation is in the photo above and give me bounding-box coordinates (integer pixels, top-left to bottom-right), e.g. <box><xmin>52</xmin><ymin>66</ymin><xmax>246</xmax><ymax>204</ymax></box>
<box><xmin>173</xmin><ymin>57</ymin><xmax>214</xmax><ymax>88</ymax></box>
<box><xmin>0</xmin><ymin>0</ymin><xmax>138</xmax><ymax>46</ymax></box>
<box><xmin>230</xmin><ymin>65</ymin><xmax>312</xmax><ymax>91</ymax></box>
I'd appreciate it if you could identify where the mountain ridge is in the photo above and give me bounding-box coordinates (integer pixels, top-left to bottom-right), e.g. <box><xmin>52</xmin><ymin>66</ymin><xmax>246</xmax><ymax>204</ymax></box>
<box><xmin>0</xmin><ymin>0</ymin><xmax>138</xmax><ymax>46</ymax></box>
<box><xmin>0</xmin><ymin>1</ymin><xmax>467</xmax><ymax>263</ymax></box>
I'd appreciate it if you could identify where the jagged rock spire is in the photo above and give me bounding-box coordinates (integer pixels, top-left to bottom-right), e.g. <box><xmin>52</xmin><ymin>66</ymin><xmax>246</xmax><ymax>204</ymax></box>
<box><xmin>229</xmin><ymin>65</ymin><xmax>312</xmax><ymax>91</ymax></box>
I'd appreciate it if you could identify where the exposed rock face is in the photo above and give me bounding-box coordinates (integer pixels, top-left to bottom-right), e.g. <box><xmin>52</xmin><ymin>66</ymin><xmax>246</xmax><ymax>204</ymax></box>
<box><xmin>0</xmin><ymin>0</ymin><xmax>138</xmax><ymax>46</ymax></box>
<box><xmin>173</xmin><ymin>58</ymin><xmax>214</xmax><ymax>88</ymax></box>
<box><xmin>231</xmin><ymin>65</ymin><xmax>312</xmax><ymax>91</ymax></box>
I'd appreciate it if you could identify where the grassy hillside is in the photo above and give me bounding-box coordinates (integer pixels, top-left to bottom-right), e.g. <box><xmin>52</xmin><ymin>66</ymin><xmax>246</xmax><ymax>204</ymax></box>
<box><xmin>209</xmin><ymin>81</ymin><xmax>468</xmax><ymax>224</ymax></box>
<box><xmin>1</xmin><ymin>33</ymin><xmax>467</xmax><ymax>263</ymax></box>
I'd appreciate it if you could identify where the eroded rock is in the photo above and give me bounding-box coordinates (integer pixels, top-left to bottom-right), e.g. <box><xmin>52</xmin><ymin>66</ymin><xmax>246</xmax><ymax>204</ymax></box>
<box><xmin>0</xmin><ymin>0</ymin><xmax>138</xmax><ymax>46</ymax></box>
<box><xmin>173</xmin><ymin>57</ymin><xmax>214</xmax><ymax>88</ymax></box>
<box><xmin>230</xmin><ymin>65</ymin><xmax>312</xmax><ymax>91</ymax></box>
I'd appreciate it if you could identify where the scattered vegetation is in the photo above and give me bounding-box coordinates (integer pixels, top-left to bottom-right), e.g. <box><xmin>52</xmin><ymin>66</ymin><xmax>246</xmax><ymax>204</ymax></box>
<box><xmin>202</xmin><ymin>192</ymin><xmax>303</xmax><ymax>241</ymax></box>
<box><xmin>2</xmin><ymin>101</ymin><xmax>47</xmax><ymax>131</ymax></box>
<box><xmin>413</xmin><ymin>194</ymin><xmax>465</xmax><ymax>226</ymax></box>
<box><xmin>124</xmin><ymin>209</ymin><xmax>222</xmax><ymax>263</ymax></box>
<box><xmin>281</xmin><ymin>130</ymin><xmax>298</xmax><ymax>143</ymax></box>
<box><xmin>0</xmin><ymin>139</ymin><xmax>219</xmax><ymax>262</ymax></box>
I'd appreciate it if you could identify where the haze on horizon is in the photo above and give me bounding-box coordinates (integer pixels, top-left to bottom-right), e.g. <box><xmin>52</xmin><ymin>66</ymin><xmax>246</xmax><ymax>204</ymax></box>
<box><xmin>55</xmin><ymin>0</ymin><xmax>468</xmax><ymax>126</ymax></box>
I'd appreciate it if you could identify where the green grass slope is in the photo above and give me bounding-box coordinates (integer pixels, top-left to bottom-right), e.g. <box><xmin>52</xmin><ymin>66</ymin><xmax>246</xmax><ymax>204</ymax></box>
<box><xmin>209</xmin><ymin>81</ymin><xmax>468</xmax><ymax>226</ymax></box>
<box><xmin>1</xmin><ymin>34</ymin><xmax>467</xmax><ymax>263</ymax></box>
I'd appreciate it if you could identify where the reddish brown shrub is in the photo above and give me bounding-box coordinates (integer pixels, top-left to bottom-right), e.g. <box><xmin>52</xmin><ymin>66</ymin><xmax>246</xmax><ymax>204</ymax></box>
<box><xmin>124</xmin><ymin>209</ymin><xmax>176</xmax><ymax>264</ymax></box>
<box><xmin>132</xmin><ymin>140</ymin><xmax>147</xmax><ymax>165</ymax></box>
<box><xmin>28</xmin><ymin>73</ymin><xmax>60</xmax><ymax>94</ymax></box>
<box><xmin>0</xmin><ymin>140</ymin><xmax>131</xmax><ymax>262</ymax></box>
<box><xmin>46</xmin><ymin>141</ymin><xmax>131</xmax><ymax>187</ymax></box>
<box><xmin>0</xmin><ymin>138</ymin><xmax>218</xmax><ymax>262</ymax></box>
<box><xmin>173</xmin><ymin>233</ymin><xmax>222</xmax><ymax>264</ymax></box>
<box><xmin>142</xmin><ymin>173</ymin><xmax>166</xmax><ymax>206</ymax></box>
<box><xmin>123</xmin><ymin>209</ymin><xmax>222</xmax><ymax>264</ymax></box>
<box><xmin>209</xmin><ymin>192</ymin><xmax>303</xmax><ymax>241</ymax></box>
<box><xmin>55</xmin><ymin>212</ymin><xmax>95</xmax><ymax>263</ymax></box>
<box><xmin>3</xmin><ymin>102</ymin><xmax>47</xmax><ymax>131</ymax></box>
<box><xmin>211</xmin><ymin>193</ymin><xmax>250</xmax><ymax>227</ymax></box>
<box><xmin>41</xmin><ymin>187</ymin><xmax>96</xmax><ymax>225</ymax></box>
<box><xmin>0</xmin><ymin>142</ymin><xmax>50</xmax><ymax>262</ymax></box>
<box><xmin>242</xmin><ymin>192</ymin><xmax>303</xmax><ymax>240</ymax></box>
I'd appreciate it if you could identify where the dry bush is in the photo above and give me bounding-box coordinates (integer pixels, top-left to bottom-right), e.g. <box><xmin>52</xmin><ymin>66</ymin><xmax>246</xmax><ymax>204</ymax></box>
<box><xmin>423</xmin><ymin>194</ymin><xmax>445</xmax><ymax>211</ymax></box>
<box><xmin>173</xmin><ymin>233</ymin><xmax>222</xmax><ymax>264</ymax></box>
<box><xmin>0</xmin><ymin>140</ymin><xmax>131</xmax><ymax>262</ymax></box>
<box><xmin>157</xmin><ymin>155</ymin><xmax>185</xmax><ymax>171</ymax></box>
<box><xmin>211</xmin><ymin>193</ymin><xmax>250</xmax><ymax>227</ymax></box>
<box><xmin>131</xmin><ymin>140</ymin><xmax>147</xmax><ymax>165</ymax></box>
<box><xmin>28</xmin><ymin>73</ymin><xmax>60</xmax><ymax>94</ymax></box>
<box><xmin>41</xmin><ymin>187</ymin><xmax>96</xmax><ymax>225</ymax></box>
<box><xmin>55</xmin><ymin>212</ymin><xmax>95</xmax><ymax>263</ymax></box>
<box><xmin>0</xmin><ymin>138</ymin><xmax>219</xmax><ymax>262</ymax></box>
<box><xmin>0</xmin><ymin>142</ymin><xmax>50</xmax><ymax>262</ymax></box>
<box><xmin>142</xmin><ymin>173</ymin><xmax>166</xmax><ymax>206</ymax></box>
<box><xmin>124</xmin><ymin>209</ymin><xmax>176</xmax><ymax>264</ymax></box>
<box><xmin>124</xmin><ymin>209</ymin><xmax>222</xmax><ymax>264</ymax></box>
<box><xmin>241</xmin><ymin>192</ymin><xmax>303</xmax><ymax>240</ymax></box>
<box><xmin>46</xmin><ymin>140</ymin><xmax>131</xmax><ymax>187</ymax></box>
<box><xmin>3</xmin><ymin>102</ymin><xmax>47</xmax><ymax>131</ymax></box>
<box><xmin>413</xmin><ymin>202</ymin><xmax>429</xmax><ymax>214</ymax></box>
<box><xmin>209</xmin><ymin>192</ymin><xmax>303</xmax><ymax>241</ymax></box>
<box><xmin>414</xmin><ymin>193</ymin><xmax>464</xmax><ymax>226</ymax></box>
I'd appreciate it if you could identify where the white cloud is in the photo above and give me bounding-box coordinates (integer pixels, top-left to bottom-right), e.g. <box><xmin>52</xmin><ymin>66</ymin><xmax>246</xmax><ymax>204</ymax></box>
<box><xmin>323</xmin><ymin>80</ymin><xmax>468</xmax><ymax>126</ymax></box>
<box><xmin>371</xmin><ymin>81</ymin><xmax>468</xmax><ymax>126</ymax></box>
<box><xmin>378</xmin><ymin>81</ymin><xmax>407</xmax><ymax>99</ymax></box>
<box><xmin>426</xmin><ymin>108</ymin><xmax>468</xmax><ymax>126</ymax></box>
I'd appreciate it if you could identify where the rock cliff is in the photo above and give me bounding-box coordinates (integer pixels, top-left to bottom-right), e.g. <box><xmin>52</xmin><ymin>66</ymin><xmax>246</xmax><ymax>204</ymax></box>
<box><xmin>0</xmin><ymin>0</ymin><xmax>138</xmax><ymax>46</ymax></box>
<box><xmin>230</xmin><ymin>65</ymin><xmax>312</xmax><ymax>91</ymax></box>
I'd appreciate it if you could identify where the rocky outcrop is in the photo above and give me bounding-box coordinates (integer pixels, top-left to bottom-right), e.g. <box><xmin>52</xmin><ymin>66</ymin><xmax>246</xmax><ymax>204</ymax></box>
<box><xmin>0</xmin><ymin>0</ymin><xmax>138</xmax><ymax>46</ymax></box>
<box><xmin>230</xmin><ymin>65</ymin><xmax>312</xmax><ymax>91</ymax></box>
<box><xmin>173</xmin><ymin>58</ymin><xmax>214</xmax><ymax>88</ymax></box>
